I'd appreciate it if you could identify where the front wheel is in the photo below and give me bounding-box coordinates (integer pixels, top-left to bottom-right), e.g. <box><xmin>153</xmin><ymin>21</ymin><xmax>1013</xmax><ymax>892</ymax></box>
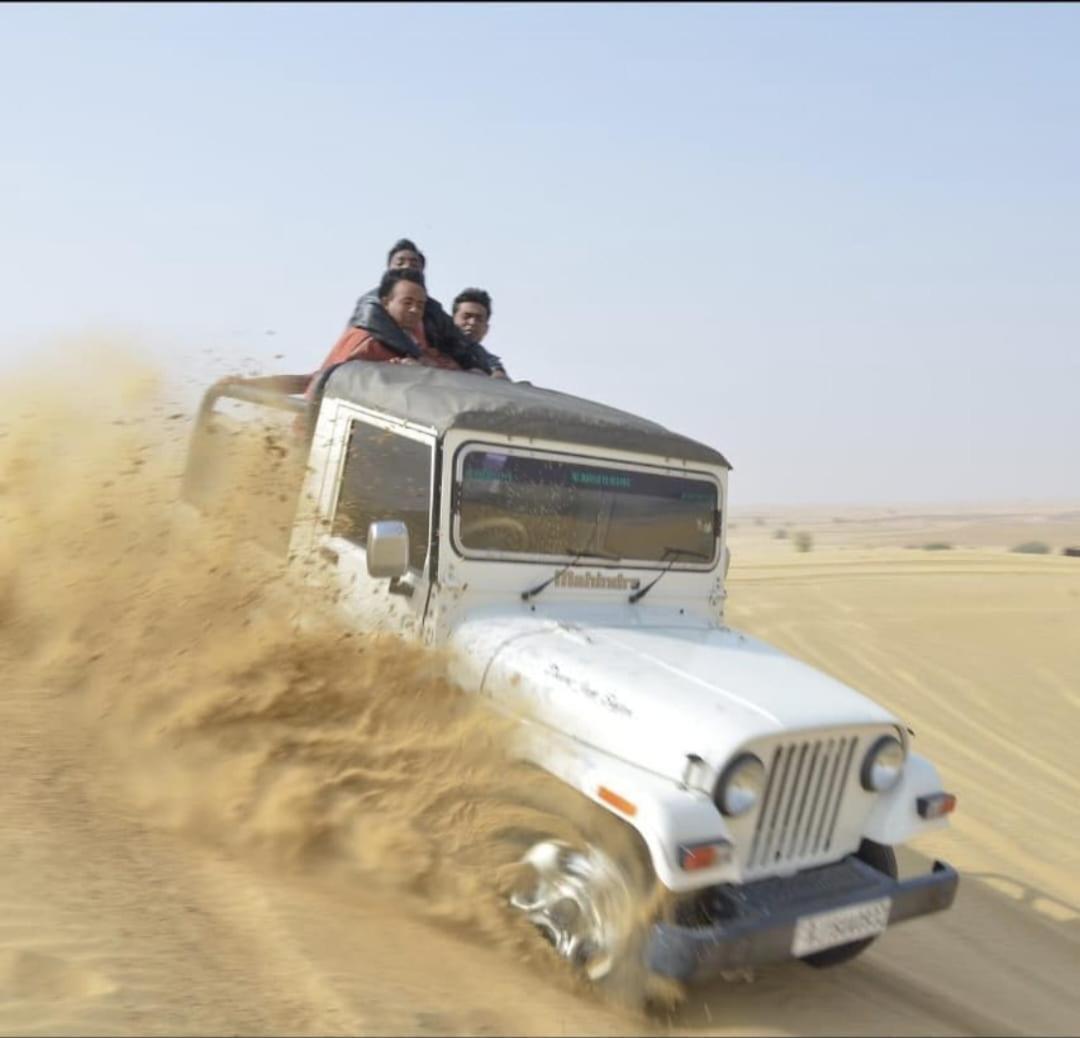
<box><xmin>801</xmin><ymin>839</ymin><xmax>898</xmax><ymax>969</ymax></box>
<box><xmin>509</xmin><ymin>839</ymin><xmax>639</xmax><ymax>981</ymax></box>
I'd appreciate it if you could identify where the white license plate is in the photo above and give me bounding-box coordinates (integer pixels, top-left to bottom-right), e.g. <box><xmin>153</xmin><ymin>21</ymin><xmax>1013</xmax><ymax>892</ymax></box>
<box><xmin>792</xmin><ymin>897</ymin><xmax>892</xmax><ymax>957</ymax></box>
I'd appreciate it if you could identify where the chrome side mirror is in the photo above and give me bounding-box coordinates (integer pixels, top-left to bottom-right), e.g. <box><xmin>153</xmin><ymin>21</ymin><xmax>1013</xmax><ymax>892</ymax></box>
<box><xmin>366</xmin><ymin>520</ymin><xmax>409</xmax><ymax>579</ymax></box>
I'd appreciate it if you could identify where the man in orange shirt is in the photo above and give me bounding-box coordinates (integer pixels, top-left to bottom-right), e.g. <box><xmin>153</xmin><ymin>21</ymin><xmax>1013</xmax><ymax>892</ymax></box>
<box><xmin>307</xmin><ymin>269</ymin><xmax>461</xmax><ymax>397</ymax></box>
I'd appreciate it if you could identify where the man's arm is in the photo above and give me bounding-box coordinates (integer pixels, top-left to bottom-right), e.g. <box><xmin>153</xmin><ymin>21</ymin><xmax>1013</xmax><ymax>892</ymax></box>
<box><xmin>424</xmin><ymin>298</ymin><xmax>507</xmax><ymax>376</ymax></box>
<box><xmin>347</xmin><ymin>288</ymin><xmax>378</xmax><ymax>329</ymax></box>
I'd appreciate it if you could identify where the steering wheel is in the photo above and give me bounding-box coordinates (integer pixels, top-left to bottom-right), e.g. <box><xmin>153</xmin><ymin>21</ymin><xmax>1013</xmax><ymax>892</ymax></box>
<box><xmin>461</xmin><ymin>516</ymin><xmax>530</xmax><ymax>551</ymax></box>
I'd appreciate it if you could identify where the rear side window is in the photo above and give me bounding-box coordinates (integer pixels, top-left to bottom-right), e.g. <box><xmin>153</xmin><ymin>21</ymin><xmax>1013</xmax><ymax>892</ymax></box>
<box><xmin>333</xmin><ymin>420</ymin><xmax>432</xmax><ymax>572</ymax></box>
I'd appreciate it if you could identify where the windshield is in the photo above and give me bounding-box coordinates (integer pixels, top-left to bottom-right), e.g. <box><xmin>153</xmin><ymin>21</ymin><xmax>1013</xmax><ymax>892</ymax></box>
<box><xmin>455</xmin><ymin>447</ymin><xmax>719</xmax><ymax>565</ymax></box>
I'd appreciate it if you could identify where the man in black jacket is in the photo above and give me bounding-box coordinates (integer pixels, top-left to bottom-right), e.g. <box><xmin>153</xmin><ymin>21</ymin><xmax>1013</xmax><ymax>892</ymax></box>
<box><xmin>346</xmin><ymin>239</ymin><xmax>508</xmax><ymax>377</ymax></box>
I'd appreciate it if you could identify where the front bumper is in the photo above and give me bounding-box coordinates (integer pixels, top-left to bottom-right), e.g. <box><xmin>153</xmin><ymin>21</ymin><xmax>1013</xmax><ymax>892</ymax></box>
<box><xmin>647</xmin><ymin>855</ymin><xmax>959</xmax><ymax>982</ymax></box>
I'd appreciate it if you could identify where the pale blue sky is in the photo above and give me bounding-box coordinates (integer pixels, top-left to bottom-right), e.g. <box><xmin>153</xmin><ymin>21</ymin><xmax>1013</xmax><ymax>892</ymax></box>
<box><xmin>2</xmin><ymin>2</ymin><xmax>1077</xmax><ymax>505</ymax></box>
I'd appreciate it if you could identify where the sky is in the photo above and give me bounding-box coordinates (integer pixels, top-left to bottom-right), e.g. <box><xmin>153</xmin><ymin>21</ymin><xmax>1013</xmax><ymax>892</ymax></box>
<box><xmin>1</xmin><ymin>2</ymin><xmax>1077</xmax><ymax>506</ymax></box>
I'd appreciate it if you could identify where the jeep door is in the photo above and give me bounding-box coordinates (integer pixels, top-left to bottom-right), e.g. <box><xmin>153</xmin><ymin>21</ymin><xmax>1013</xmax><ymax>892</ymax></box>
<box><xmin>304</xmin><ymin>405</ymin><xmax>436</xmax><ymax>639</ymax></box>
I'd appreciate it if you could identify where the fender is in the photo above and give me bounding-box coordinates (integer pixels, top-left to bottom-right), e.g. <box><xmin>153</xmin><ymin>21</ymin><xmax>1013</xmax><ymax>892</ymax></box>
<box><xmin>862</xmin><ymin>750</ymin><xmax>952</xmax><ymax>845</ymax></box>
<box><xmin>510</xmin><ymin>718</ymin><xmax>736</xmax><ymax>892</ymax></box>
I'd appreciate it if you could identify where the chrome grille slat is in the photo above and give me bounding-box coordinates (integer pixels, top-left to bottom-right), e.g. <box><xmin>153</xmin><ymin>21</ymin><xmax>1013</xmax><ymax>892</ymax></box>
<box><xmin>824</xmin><ymin>737</ymin><xmax>859</xmax><ymax>852</ymax></box>
<box><xmin>813</xmin><ymin>735</ymin><xmax>847</xmax><ymax>854</ymax></box>
<box><xmin>757</xmin><ymin>745</ymin><xmax>796</xmax><ymax>867</ymax></box>
<box><xmin>787</xmin><ymin>741</ymin><xmax>821</xmax><ymax>859</ymax></box>
<box><xmin>739</xmin><ymin>732</ymin><xmax>866</xmax><ymax>876</ymax></box>
<box><xmin>798</xmin><ymin>738</ymin><xmax>834</xmax><ymax>858</ymax></box>
<box><xmin>748</xmin><ymin>747</ymin><xmax>783</xmax><ymax>867</ymax></box>
<box><xmin>775</xmin><ymin>744</ymin><xmax>809</xmax><ymax>862</ymax></box>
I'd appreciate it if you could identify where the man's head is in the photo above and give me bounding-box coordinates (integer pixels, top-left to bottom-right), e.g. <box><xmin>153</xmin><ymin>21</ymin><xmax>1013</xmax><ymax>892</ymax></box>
<box><xmin>387</xmin><ymin>238</ymin><xmax>426</xmax><ymax>271</ymax></box>
<box><xmin>378</xmin><ymin>269</ymin><xmax>427</xmax><ymax>333</ymax></box>
<box><xmin>452</xmin><ymin>288</ymin><xmax>492</xmax><ymax>344</ymax></box>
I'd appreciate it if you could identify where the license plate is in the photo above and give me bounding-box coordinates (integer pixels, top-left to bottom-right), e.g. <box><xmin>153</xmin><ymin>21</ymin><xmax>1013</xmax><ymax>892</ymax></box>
<box><xmin>792</xmin><ymin>897</ymin><xmax>892</xmax><ymax>957</ymax></box>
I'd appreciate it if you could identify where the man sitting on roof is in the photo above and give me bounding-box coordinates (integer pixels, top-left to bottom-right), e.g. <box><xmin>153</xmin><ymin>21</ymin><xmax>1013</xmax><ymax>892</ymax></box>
<box><xmin>347</xmin><ymin>239</ymin><xmax>509</xmax><ymax>379</ymax></box>
<box><xmin>308</xmin><ymin>269</ymin><xmax>461</xmax><ymax>396</ymax></box>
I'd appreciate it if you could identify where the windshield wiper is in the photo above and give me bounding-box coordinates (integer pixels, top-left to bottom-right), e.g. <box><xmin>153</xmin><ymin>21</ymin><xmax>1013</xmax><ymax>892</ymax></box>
<box><xmin>521</xmin><ymin>544</ymin><xmax>621</xmax><ymax>602</ymax></box>
<box><xmin>628</xmin><ymin>546</ymin><xmax>711</xmax><ymax>604</ymax></box>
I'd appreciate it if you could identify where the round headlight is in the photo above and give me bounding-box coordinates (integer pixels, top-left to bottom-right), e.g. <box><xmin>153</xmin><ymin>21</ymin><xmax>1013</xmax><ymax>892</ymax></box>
<box><xmin>861</xmin><ymin>735</ymin><xmax>905</xmax><ymax>792</ymax></box>
<box><xmin>715</xmin><ymin>753</ymin><xmax>766</xmax><ymax>817</ymax></box>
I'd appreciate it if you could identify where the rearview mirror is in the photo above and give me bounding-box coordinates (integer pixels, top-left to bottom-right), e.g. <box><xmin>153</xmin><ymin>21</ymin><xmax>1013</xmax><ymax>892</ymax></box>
<box><xmin>366</xmin><ymin>520</ymin><xmax>409</xmax><ymax>579</ymax></box>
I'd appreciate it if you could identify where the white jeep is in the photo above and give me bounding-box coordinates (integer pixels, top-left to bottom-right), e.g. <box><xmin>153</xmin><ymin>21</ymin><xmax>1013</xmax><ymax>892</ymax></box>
<box><xmin>184</xmin><ymin>362</ymin><xmax>958</xmax><ymax>984</ymax></box>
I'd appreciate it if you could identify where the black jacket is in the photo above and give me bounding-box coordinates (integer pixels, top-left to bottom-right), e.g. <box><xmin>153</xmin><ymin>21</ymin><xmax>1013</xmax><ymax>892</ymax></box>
<box><xmin>348</xmin><ymin>290</ymin><xmax>504</xmax><ymax>374</ymax></box>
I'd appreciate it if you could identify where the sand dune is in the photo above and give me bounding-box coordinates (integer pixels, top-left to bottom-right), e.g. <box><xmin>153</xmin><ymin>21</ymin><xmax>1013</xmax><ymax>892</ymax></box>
<box><xmin>1</xmin><ymin>358</ymin><xmax>1078</xmax><ymax>1035</ymax></box>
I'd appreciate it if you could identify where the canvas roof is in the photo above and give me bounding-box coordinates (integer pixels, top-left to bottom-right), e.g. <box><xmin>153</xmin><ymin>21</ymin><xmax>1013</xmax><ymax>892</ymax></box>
<box><xmin>321</xmin><ymin>361</ymin><xmax>731</xmax><ymax>469</ymax></box>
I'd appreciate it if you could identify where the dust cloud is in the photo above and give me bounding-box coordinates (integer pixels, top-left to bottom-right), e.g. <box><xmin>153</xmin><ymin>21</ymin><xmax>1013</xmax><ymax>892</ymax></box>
<box><xmin>4</xmin><ymin>346</ymin><xmax>1079</xmax><ymax>1035</ymax></box>
<box><xmin>0</xmin><ymin>345</ymin><xmax>661</xmax><ymax>1009</ymax></box>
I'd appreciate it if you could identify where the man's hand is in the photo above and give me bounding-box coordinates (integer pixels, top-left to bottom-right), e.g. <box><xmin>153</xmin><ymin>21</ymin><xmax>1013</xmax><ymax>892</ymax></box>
<box><xmin>490</xmin><ymin>368</ymin><xmax>510</xmax><ymax>380</ymax></box>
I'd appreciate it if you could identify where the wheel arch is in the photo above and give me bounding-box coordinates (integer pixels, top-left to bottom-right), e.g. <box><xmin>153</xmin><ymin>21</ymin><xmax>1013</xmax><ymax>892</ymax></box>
<box><xmin>513</xmin><ymin>724</ymin><xmax>735</xmax><ymax>893</ymax></box>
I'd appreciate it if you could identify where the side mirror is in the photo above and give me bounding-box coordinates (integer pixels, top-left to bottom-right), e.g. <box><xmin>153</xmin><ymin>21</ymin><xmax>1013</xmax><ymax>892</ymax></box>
<box><xmin>366</xmin><ymin>520</ymin><xmax>409</xmax><ymax>579</ymax></box>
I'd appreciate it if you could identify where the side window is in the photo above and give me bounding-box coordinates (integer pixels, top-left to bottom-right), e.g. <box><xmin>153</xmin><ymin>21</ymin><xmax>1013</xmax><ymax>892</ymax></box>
<box><xmin>333</xmin><ymin>420</ymin><xmax>432</xmax><ymax>572</ymax></box>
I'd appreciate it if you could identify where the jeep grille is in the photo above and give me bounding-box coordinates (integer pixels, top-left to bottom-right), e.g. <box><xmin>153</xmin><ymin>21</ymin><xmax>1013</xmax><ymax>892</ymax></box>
<box><xmin>744</xmin><ymin>734</ymin><xmax>860</xmax><ymax>872</ymax></box>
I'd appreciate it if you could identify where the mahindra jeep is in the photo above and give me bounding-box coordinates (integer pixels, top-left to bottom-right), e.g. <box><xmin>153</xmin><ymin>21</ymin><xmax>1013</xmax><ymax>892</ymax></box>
<box><xmin>183</xmin><ymin>362</ymin><xmax>959</xmax><ymax>984</ymax></box>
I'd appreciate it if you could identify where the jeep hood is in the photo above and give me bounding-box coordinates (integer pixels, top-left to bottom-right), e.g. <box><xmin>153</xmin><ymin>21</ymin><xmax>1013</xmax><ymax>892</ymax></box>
<box><xmin>449</xmin><ymin>616</ymin><xmax>898</xmax><ymax>784</ymax></box>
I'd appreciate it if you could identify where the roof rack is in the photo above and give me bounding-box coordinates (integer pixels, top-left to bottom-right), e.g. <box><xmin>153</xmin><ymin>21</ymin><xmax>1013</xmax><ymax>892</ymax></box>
<box><xmin>182</xmin><ymin>374</ymin><xmax>314</xmax><ymax>511</ymax></box>
<box><xmin>195</xmin><ymin>374</ymin><xmax>311</xmax><ymax>423</ymax></box>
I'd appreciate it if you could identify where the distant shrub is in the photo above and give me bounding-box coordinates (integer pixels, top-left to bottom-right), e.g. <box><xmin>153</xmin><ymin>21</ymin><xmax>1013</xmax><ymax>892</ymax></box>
<box><xmin>773</xmin><ymin>528</ymin><xmax>788</xmax><ymax>540</ymax></box>
<box><xmin>1063</xmin><ymin>546</ymin><xmax>1080</xmax><ymax>558</ymax></box>
<box><xmin>922</xmin><ymin>542</ymin><xmax>953</xmax><ymax>551</ymax></box>
<box><xmin>1011</xmin><ymin>541</ymin><xmax>1050</xmax><ymax>555</ymax></box>
<box><xmin>793</xmin><ymin>531</ymin><xmax>813</xmax><ymax>553</ymax></box>
<box><xmin>754</xmin><ymin>516</ymin><xmax>766</xmax><ymax>527</ymax></box>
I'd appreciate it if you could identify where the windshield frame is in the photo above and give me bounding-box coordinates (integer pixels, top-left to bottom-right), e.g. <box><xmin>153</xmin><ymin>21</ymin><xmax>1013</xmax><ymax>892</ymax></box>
<box><xmin>449</xmin><ymin>440</ymin><xmax>722</xmax><ymax>570</ymax></box>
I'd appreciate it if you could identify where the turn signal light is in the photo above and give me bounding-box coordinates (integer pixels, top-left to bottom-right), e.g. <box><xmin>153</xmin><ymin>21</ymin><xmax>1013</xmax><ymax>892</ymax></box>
<box><xmin>678</xmin><ymin>841</ymin><xmax>733</xmax><ymax>871</ymax></box>
<box><xmin>916</xmin><ymin>792</ymin><xmax>957</xmax><ymax>819</ymax></box>
<box><xmin>597</xmin><ymin>786</ymin><xmax>638</xmax><ymax>817</ymax></box>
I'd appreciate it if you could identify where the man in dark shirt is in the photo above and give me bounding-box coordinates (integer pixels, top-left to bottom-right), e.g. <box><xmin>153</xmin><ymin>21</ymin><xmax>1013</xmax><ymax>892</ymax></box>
<box><xmin>452</xmin><ymin>287</ymin><xmax>493</xmax><ymax>346</ymax></box>
<box><xmin>347</xmin><ymin>239</ymin><xmax>508</xmax><ymax>378</ymax></box>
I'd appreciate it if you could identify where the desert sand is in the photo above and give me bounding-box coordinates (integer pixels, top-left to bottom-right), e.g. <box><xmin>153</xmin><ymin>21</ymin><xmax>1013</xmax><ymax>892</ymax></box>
<box><xmin>1</xmin><ymin>359</ymin><xmax>1078</xmax><ymax>1036</ymax></box>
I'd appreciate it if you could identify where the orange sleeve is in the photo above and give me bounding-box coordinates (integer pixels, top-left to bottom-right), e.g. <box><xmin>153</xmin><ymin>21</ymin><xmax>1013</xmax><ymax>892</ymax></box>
<box><xmin>306</xmin><ymin>329</ymin><xmax>402</xmax><ymax>398</ymax></box>
<box><xmin>319</xmin><ymin>328</ymin><xmax>399</xmax><ymax>368</ymax></box>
